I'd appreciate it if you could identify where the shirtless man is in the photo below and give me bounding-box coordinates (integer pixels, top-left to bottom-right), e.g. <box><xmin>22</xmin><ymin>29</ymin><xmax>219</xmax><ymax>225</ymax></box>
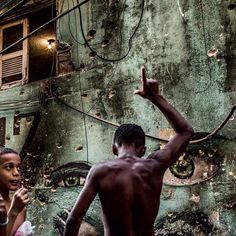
<box><xmin>64</xmin><ymin>67</ymin><xmax>193</xmax><ymax>236</ymax></box>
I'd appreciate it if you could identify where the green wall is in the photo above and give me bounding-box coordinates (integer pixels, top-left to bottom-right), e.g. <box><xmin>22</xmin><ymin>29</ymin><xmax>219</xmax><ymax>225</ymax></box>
<box><xmin>0</xmin><ymin>0</ymin><xmax>235</xmax><ymax>235</ymax></box>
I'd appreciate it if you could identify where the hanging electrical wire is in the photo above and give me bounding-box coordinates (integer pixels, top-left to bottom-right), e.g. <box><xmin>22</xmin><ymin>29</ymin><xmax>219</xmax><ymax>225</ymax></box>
<box><xmin>190</xmin><ymin>103</ymin><xmax>236</xmax><ymax>144</ymax></box>
<box><xmin>74</xmin><ymin>0</ymin><xmax>89</xmax><ymax>163</ymax></box>
<box><xmin>0</xmin><ymin>0</ymin><xmax>29</xmax><ymax>20</ymax></box>
<box><xmin>54</xmin><ymin>94</ymin><xmax>236</xmax><ymax>145</ymax></box>
<box><xmin>0</xmin><ymin>0</ymin><xmax>90</xmax><ymax>55</ymax></box>
<box><xmin>85</xmin><ymin>0</ymin><xmax>127</xmax><ymax>114</ymax></box>
<box><xmin>0</xmin><ymin>0</ymin><xmax>15</xmax><ymax>12</ymax></box>
<box><xmin>68</xmin><ymin>0</ymin><xmax>84</xmax><ymax>45</ymax></box>
<box><xmin>54</xmin><ymin>95</ymin><xmax>169</xmax><ymax>143</ymax></box>
<box><xmin>0</xmin><ymin>0</ymin><xmax>234</xmax><ymax>147</ymax></box>
<box><xmin>48</xmin><ymin>0</ymin><xmax>64</xmax><ymax>148</ymax></box>
<box><xmin>57</xmin><ymin>0</ymin><xmax>66</xmax><ymax>43</ymax></box>
<box><xmin>78</xmin><ymin>0</ymin><xmax>145</xmax><ymax>62</ymax></box>
<box><xmin>0</xmin><ymin>0</ymin><xmax>143</xmax><ymax>61</ymax></box>
<box><xmin>48</xmin><ymin>0</ymin><xmax>56</xmax><ymax>90</ymax></box>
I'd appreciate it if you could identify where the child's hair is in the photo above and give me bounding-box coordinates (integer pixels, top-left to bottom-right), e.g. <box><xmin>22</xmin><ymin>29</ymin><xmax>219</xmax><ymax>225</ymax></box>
<box><xmin>113</xmin><ymin>124</ymin><xmax>145</xmax><ymax>147</ymax></box>
<box><xmin>0</xmin><ymin>146</ymin><xmax>18</xmax><ymax>157</ymax></box>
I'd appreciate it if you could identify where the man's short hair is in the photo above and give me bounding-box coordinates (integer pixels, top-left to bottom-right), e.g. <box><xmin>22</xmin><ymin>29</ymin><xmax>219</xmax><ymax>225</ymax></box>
<box><xmin>113</xmin><ymin>124</ymin><xmax>145</xmax><ymax>147</ymax></box>
<box><xmin>0</xmin><ymin>146</ymin><xmax>18</xmax><ymax>157</ymax></box>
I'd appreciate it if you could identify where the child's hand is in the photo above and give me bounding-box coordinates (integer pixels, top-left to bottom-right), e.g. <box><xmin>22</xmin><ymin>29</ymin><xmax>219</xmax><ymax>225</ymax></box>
<box><xmin>10</xmin><ymin>188</ymin><xmax>29</xmax><ymax>215</ymax></box>
<box><xmin>0</xmin><ymin>193</ymin><xmax>7</xmax><ymax>223</ymax></box>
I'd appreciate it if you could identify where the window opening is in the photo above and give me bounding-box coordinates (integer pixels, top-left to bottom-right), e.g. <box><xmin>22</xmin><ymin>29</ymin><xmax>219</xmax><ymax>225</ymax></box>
<box><xmin>0</xmin><ymin>18</ymin><xmax>28</xmax><ymax>88</ymax></box>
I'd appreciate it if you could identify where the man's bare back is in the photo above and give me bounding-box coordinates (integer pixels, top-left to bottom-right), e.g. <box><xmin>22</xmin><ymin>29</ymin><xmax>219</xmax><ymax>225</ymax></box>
<box><xmin>96</xmin><ymin>156</ymin><xmax>165</xmax><ymax>236</ymax></box>
<box><xmin>64</xmin><ymin>67</ymin><xmax>193</xmax><ymax>236</ymax></box>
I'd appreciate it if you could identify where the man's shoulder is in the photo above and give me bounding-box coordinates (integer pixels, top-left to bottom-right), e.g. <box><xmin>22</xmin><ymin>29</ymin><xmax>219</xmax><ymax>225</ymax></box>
<box><xmin>90</xmin><ymin>160</ymin><xmax>114</xmax><ymax>175</ymax></box>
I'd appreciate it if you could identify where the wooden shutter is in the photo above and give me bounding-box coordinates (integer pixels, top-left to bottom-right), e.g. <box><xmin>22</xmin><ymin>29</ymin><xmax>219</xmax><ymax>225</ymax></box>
<box><xmin>0</xmin><ymin>18</ymin><xmax>28</xmax><ymax>88</ymax></box>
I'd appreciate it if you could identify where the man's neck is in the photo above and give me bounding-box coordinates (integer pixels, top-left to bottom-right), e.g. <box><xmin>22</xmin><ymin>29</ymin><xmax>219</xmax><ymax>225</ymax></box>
<box><xmin>117</xmin><ymin>145</ymin><xmax>139</xmax><ymax>158</ymax></box>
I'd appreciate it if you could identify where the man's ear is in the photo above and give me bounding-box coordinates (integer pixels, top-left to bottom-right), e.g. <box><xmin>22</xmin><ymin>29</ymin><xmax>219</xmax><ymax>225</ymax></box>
<box><xmin>112</xmin><ymin>144</ymin><xmax>118</xmax><ymax>155</ymax></box>
<box><xmin>138</xmin><ymin>146</ymin><xmax>146</xmax><ymax>157</ymax></box>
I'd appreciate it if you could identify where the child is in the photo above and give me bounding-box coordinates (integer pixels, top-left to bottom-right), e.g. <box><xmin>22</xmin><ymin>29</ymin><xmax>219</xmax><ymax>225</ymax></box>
<box><xmin>0</xmin><ymin>147</ymin><xmax>29</xmax><ymax>236</ymax></box>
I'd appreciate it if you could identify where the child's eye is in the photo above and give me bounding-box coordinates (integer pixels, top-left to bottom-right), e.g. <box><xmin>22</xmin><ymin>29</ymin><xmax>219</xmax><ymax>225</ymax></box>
<box><xmin>5</xmin><ymin>165</ymin><xmax>12</xmax><ymax>170</ymax></box>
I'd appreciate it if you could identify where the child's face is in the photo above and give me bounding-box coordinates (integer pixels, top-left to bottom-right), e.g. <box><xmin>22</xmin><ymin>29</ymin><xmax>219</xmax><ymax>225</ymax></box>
<box><xmin>0</xmin><ymin>153</ymin><xmax>21</xmax><ymax>191</ymax></box>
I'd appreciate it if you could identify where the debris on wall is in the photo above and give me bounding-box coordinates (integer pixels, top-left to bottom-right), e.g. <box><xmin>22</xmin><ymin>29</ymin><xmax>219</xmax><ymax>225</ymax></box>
<box><xmin>57</xmin><ymin>41</ymin><xmax>75</xmax><ymax>75</ymax></box>
<box><xmin>155</xmin><ymin>211</ymin><xmax>228</xmax><ymax>236</ymax></box>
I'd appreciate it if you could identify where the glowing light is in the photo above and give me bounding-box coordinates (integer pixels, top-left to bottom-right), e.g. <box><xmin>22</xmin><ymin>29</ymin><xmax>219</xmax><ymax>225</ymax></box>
<box><xmin>47</xmin><ymin>39</ymin><xmax>55</xmax><ymax>50</ymax></box>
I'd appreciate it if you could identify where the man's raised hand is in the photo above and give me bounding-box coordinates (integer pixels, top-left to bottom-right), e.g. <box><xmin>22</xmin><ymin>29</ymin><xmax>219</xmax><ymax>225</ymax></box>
<box><xmin>134</xmin><ymin>66</ymin><xmax>159</xmax><ymax>100</ymax></box>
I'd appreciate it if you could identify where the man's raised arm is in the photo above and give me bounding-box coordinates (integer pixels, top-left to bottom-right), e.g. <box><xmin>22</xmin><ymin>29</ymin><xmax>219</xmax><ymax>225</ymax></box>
<box><xmin>134</xmin><ymin>66</ymin><xmax>194</xmax><ymax>168</ymax></box>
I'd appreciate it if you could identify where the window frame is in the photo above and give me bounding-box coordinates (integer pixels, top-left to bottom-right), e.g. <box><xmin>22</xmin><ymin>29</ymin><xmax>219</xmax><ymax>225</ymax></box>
<box><xmin>0</xmin><ymin>18</ymin><xmax>29</xmax><ymax>89</ymax></box>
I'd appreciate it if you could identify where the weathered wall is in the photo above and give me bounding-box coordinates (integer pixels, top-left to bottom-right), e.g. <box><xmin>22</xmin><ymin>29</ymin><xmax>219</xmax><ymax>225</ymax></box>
<box><xmin>0</xmin><ymin>0</ymin><xmax>235</xmax><ymax>235</ymax></box>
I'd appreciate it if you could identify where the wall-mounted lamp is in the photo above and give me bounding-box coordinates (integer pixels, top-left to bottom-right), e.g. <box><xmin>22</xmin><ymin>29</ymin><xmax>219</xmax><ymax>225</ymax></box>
<box><xmin>47</xmin><ymin>39</ymin><xmax>55</xmax><ymax>50</ymax></box>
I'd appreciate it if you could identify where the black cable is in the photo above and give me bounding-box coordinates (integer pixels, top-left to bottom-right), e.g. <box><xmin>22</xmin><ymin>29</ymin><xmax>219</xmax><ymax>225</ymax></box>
<box><xmin>68</xmin><ymin>0</ymin><xmax>84</xmax><ymax>45</ymax></box>
<box><xmin>0</xmin><ymin>0</ymin><xmax>29</xmax><ymax>20</ymax></box>
<box><xmin>50</xmin><ymin>0</ymin><xmax>56</xmax><ymax>79</ymax></box>
<box><xmin>48</xmin><ymin>0</ymin><xmax>56</xmax><ymax>93</ymax></box>
<box><xmin>68</xmin><ymin>0</ymin><xmax>112</xmax><ymax>47</ymax></box>
<box><xmin>58</xmin><ymin>0</ymin><xmax>66</xmax><ymax>43</ymax></box>
<box><xmin>0</xmin><ymin>0</ymin><xmax>15</xmax><ymax>12</ymax></box>
<box><xmin>190</xmin><ymin>104</ymin><xmax>236</xmax><ymax>144</ymax></box>
<box><xmin>55</xmin><ymin>95</ymin><xmax>120</xmax><ymax>128</ymax></box>
<box><xmin>68</xmin><ymin>0</ymin><xmax>126</xmax><ymax>124</ymax></box>
<box><xmin>78</xmin><ymin>0</ymin><xmax>145</xmax><ymax>62</ymax></box>
<box><xmin>52</xmin><ymin>92</ymin><xmax>236</xmax><ymax>145</ymax></box>
<box><xmin>75</xmin><ymin>0</ymin><xmax>89</xmax><ymax>163</ymax></box>
<box><xmin>55</xmin><ymin>95</ymin><xmax>170</xmax><ymax>143</ymax></box>
<box><xmin>86</xmin><ymin>0</ymin><xmax>126</xmax><ymax>114</ymax></box>
<box><xmin>48</xmin><ymin>0</ymin><xmax>63</xmax><ymax>146</ymax></box>
<box><xmin>0</xmin><ymin>0</ymin><xmax>90</xmax><ymax>55</ymax></box>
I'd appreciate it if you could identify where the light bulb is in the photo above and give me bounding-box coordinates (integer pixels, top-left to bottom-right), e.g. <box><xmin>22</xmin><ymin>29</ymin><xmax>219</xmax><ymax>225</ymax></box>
<box><xmin>47</xmin><ymin>39</ymin><xmax>55</xmax><ymax>50</ymax></box>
